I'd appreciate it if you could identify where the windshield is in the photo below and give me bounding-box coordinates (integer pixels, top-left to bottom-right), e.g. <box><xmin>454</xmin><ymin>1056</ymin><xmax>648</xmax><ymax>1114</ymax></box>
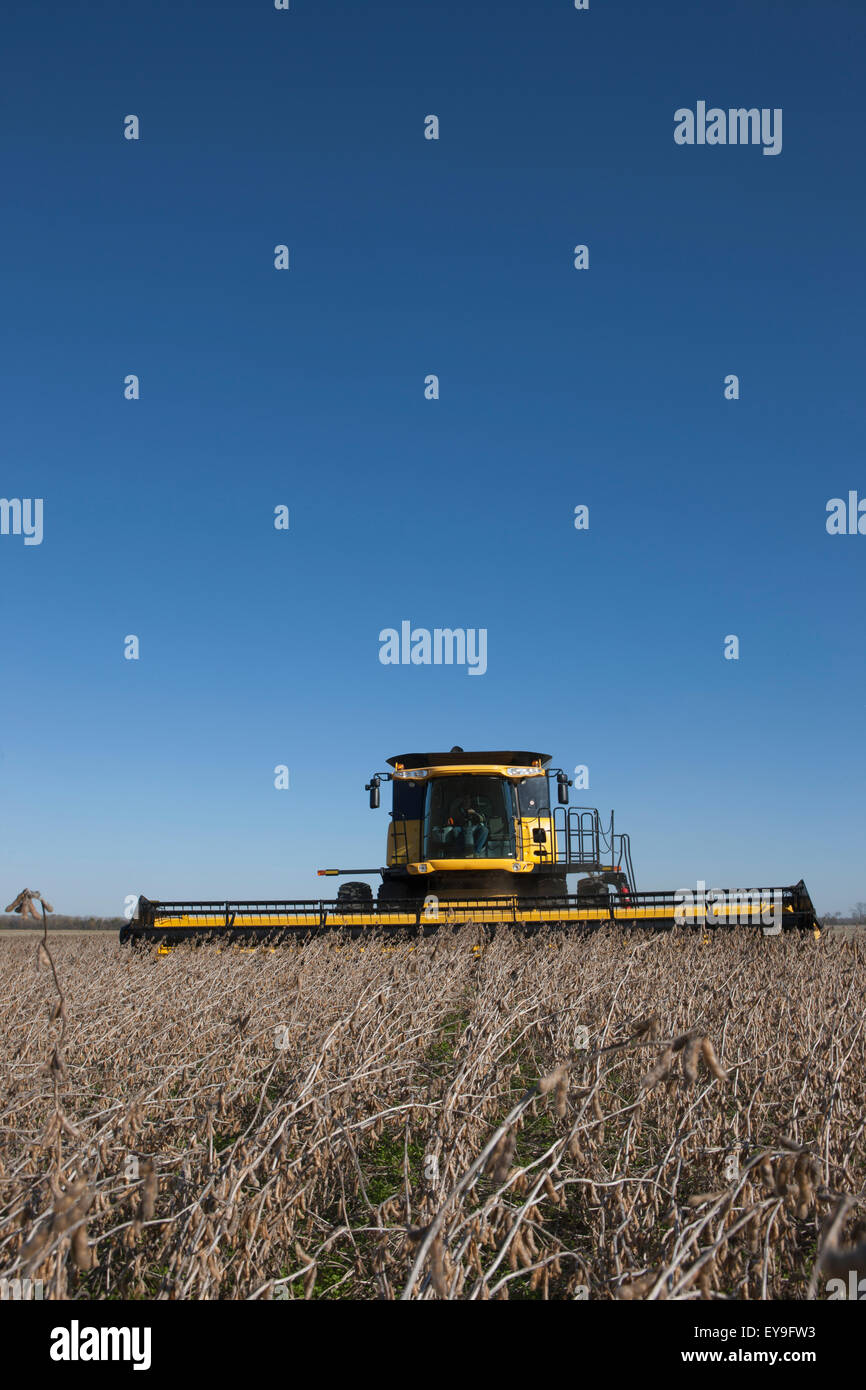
<box><xmin>424</xmin><ymin>776</ymin><xmax>516</xmax><ymax>858</ymax></box>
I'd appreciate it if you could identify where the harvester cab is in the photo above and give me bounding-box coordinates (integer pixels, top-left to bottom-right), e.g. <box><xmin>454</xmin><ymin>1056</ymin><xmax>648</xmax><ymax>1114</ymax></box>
<box><xmin>335</xmin><ymin>747</ymin><xmax>636</xmax><ymax>907</ymax></box>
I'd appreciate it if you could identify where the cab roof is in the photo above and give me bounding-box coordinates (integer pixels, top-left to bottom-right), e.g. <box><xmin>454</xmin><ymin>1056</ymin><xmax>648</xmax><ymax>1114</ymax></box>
<box><xmin>387</xmin><ymin>749</ymin><xmax>551</xmax><ymax>769</ymax></box>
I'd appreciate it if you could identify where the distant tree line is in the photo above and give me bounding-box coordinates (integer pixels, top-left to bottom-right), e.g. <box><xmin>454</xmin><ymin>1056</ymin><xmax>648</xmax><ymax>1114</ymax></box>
<box><xmin>821</xmin><ymin>902</ymin><xmax>866</xmax><ymax>925</ymax></box>
<box><xmin>0</xmin><ymin>914</ymin><xmax>124</xmax><ymax>930</ymax></box>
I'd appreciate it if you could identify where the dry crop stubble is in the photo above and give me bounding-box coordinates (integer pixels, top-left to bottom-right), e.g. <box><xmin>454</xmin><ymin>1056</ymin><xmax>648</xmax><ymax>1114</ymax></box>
<box><xmin>0</xmin><ymin>928</ymin><xmax>863</xmax><ymax>1300</ymax></box>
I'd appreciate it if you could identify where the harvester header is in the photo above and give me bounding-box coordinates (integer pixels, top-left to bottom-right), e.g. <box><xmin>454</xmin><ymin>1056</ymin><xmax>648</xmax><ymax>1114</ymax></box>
<box><xmin>122</xmin><ymin>743</ymin><xmax>822</xmax><ymax>945</ymax></box>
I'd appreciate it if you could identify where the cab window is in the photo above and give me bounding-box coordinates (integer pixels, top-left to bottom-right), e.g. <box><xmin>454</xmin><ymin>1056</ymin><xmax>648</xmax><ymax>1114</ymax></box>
<box><xmin>517</xmin><ymin>777</ymin><xmax>550</xmax><ymax>817</ymax></box>
<box><xmin>392</xmin><ymin>779</ymin><xmax>427</xmax><ymax>820</ymax></box>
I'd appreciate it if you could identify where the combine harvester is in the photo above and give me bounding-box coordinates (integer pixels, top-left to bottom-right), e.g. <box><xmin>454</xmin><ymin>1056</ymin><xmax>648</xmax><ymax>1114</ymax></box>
<box><xmin>122</xmin><ymin>748</ymin><xmax>821</xmax><ymax>945</ymax></box>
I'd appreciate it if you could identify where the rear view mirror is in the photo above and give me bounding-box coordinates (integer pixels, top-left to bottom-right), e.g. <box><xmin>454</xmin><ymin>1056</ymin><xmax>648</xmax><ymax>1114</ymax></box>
<box><xmin>557</xmin><ymin>772</ymin><xmax>570</xmax><ymax>805</ymax></box>
<box><xmin>366</xmin><ymin>776</ymin><xmax>381</xmax><ymax>809</ymax></box>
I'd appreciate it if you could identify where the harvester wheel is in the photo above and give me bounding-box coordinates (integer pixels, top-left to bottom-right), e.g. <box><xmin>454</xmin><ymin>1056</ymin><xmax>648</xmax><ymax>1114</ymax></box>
<box><xmin>336</xmin><ymin>881</ymin><xmax>374</xmax><ymax>907</ymax></box>
<box><xmin>377</xmin><ymin>878</ymin><xmax>424</xmax><ymax>907</ymax></box>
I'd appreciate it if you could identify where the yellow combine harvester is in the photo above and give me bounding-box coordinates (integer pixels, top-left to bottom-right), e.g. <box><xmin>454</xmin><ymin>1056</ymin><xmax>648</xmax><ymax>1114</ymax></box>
<box><xmin>122</xmin><ymin>747</ymin><xmax>821</xmax><ymax>944</ymax></box>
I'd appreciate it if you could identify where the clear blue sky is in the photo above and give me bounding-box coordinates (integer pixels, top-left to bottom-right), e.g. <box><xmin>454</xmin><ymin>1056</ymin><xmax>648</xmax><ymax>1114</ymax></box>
<box><xmin>2</xmin><ymin>0</ymin><xmax>864</xmax><ymax>917</ymax></box>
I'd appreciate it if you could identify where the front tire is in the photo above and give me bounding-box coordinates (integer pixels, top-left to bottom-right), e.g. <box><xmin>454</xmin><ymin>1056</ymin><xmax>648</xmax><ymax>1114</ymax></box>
<box><xmin>336</xmin><ymin>881</ymin><xmax>374</xmax><ymax>907</ymax></box>
<box><xmin>377</xmin><ymin>877</ymin><xmax>425</xmax><ymax>907</ymax></box>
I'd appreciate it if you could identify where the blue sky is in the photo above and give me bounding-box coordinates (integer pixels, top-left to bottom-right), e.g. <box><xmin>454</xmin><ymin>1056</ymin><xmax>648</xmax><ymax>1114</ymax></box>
<box><xmin>2</xmin><ymin>0</ymin><xmax>864</xmax><ymax>916</ymax></box>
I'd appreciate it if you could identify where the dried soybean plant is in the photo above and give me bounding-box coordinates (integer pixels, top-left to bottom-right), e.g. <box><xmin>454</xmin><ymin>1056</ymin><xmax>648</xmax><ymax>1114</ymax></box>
<box><xmin>0</xmin><ymin>926</ymin><xmax>863</xmax><ymax>1300</ymax></box>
